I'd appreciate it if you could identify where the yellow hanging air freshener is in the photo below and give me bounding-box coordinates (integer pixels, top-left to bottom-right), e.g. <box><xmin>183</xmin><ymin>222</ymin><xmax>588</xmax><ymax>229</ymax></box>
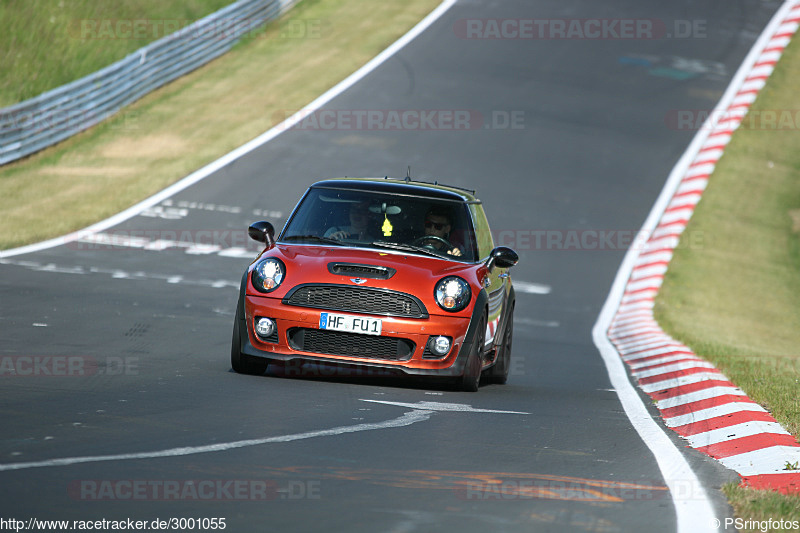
<box><xmin>382</xmin><ymin>214</ymin><xmax>393</xmax><ymax>237</ymax></box>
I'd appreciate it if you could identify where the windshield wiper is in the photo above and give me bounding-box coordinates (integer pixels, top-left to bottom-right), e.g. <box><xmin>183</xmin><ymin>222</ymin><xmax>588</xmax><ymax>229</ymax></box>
<box><xmin>282</xmin><ymin>235</ymin><xmax>345</xmax><ymax>245</ymax></box>
<box><xmin>370</xmin><ymin>240</ymin><xmax>443</xmax><ymax>258</ymax></box>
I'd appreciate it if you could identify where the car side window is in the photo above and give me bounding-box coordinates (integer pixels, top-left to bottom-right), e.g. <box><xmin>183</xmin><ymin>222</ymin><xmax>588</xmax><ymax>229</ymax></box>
<box><xmin>469</xmin><ymin>203</ymin><xmax>494</xmax><ymax>260</ymax></box>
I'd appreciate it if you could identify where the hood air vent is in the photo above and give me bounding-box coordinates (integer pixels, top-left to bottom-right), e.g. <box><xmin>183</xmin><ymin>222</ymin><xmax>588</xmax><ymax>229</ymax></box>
<box><xmin>328</xmin><ymin>263</ymin><xmax>396</xmax><ymax>280</ymax></box>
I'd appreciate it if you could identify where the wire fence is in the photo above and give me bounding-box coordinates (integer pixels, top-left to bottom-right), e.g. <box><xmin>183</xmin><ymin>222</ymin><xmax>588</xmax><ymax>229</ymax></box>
<box><xmin>0</xmin><ymin>0</ymin><xmax>296</xmax><ymax>166</ymax></box>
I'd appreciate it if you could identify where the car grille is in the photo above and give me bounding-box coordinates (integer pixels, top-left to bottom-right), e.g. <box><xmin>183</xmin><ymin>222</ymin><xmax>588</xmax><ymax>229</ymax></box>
<box><xmin>287</xmin><ymin>328</ymin><xmax>415</xmax><ymax>360</ymax></box>
<box><xmin>283</xmin><ymin>285</ymin><xmax>428</xmax><ymax>318</ymax></box>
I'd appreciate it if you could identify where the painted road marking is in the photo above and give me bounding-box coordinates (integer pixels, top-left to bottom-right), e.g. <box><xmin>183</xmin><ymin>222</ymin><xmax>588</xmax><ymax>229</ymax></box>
<box><xmin>217</xmin><ymin>247</ymin><xmax>256</xmax><ymax>258</ymax></box>
<box><xmin>0</xmin><ymin>257</ymin><xmax>554</xmax><ymax>306</ymax></box>
<box><xmin>255</xmin><ymin>465</ymin><xmax>668</xmax><ymax>504</ymax></box>
<box><xmin>361</xmin><ymin>400</ymin><xmax>529</xmax><ymax>414</ymax></box>
<box><xmin>0</xmin><ymin>400</ymin><xmax>528</xmax><ymax>473</ymax></box>
<box><xmin>513</xmin><ymin>281</ymin><xmax>551</xmax><ymax>295</ymax></box>
<box><xmin>0</xmin><ymin>259</ymin><xmax>238</xmax><ymax>290</ymax></box>
<box><xmin>139</xmin><ymin>206</ymin><xmax>189</xmax><ymax>220</ymax></box>
<box><xmin>141</xmin><ymin>200</ymin><xmax>285</xmax><ymax>220</ymax></box>
<box><xmin>515</xmin><ymin>317</ymin><xmax>560</xmax><ymax>328</ymax></box>
<box><xmin>0</xmin><ymin>410</ymin><xmax>433</xmax><ymax>472</ymax></box>
<box><xmin>76</xmin><ymin>232</ymin><xmax>260</xmax><ymax>259</ymax></box>
<box><xmin>0</xmin><ymin>400</ymin><xmax>529</xmax><ymax>473</ymax></box>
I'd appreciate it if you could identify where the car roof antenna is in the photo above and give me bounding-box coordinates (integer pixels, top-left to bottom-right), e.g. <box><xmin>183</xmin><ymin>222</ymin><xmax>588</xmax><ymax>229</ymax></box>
<box><xmin>405</xmin><ymin>166</ymin><xmax>412</xmax><ymax>182</ymax></box>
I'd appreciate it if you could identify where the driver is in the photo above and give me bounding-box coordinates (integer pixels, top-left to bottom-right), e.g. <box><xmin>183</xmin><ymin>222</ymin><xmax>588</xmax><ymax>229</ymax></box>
<box><xmin>422</xmin><ymin>207</ymin><xmax>462</xmax><ymax>257</ymax></box>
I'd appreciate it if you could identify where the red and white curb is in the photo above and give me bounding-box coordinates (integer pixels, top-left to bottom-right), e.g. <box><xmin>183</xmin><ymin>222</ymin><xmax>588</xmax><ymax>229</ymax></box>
<box><xmin>607</xmin><ymin>2</ymin><xmax>800</xmax><ymax>494</ymax></box>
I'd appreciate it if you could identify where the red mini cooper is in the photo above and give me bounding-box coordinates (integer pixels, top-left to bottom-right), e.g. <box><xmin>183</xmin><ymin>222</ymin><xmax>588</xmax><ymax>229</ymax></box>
<box><xmin>231</xmin><ymin>177</ymin><xmax>518</xmax><ymax>391</ymax></box>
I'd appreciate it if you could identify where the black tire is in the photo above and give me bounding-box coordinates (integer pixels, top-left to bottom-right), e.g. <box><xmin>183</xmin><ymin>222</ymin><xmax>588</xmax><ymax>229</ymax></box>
<box><xmin>487</xmin><ymin>305</ymin><xmax>513</xmax><ymax>384</ymax></box>
<box><xmin>459</xmin><ymin>313</ymin><xmax>486</xmax><ymax>392</ymax></box>
<box><xmin>230</xmin><ymin>305</ymin><xmax>269</xmax><ymax>375</ymax></box>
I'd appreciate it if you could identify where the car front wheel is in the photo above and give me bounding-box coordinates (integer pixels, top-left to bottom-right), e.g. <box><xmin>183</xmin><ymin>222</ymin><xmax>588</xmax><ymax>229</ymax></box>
<box><xmin>487</xmin><ymin>305</ymin><xmax>513</xmax><ymax>384</ymax></box>
<box><xmin>230</xmin><ymin>305</ymin><xmax>269</xmax><ymax>375</ymax></box>
<box><xmin>458</xmin><ymin>313</ymin><xmax>485</xmax><ymax>392</ymax></box>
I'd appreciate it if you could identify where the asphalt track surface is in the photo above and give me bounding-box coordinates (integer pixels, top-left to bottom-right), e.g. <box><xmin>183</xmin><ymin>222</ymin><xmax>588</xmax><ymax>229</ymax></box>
<box><xmin>0</xmin><ymin>0</ymin><xmax>784</xmax><ymax>531</ymax></box>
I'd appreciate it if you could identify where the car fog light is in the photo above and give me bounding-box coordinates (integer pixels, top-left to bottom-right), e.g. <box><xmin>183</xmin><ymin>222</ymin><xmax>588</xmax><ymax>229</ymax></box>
<box><xmin>432</xmin><ymin>336</ymin><xmax>451</xmax><ymax>355</ymax></box>
<box><xmin>255</xmin><ymin>317</ymin><xmax>276</xmax><ymax>339</ymax></box>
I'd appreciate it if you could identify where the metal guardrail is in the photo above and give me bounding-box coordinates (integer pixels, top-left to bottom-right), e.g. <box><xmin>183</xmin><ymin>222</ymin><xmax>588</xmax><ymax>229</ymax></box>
<box><xmin>0</xmin><ymin>0</ymin><xmax>296</xmax><ymax>166</ymax></box>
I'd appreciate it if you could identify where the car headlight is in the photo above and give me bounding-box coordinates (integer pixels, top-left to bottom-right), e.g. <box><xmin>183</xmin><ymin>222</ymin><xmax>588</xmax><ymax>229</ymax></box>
<box><xmin>251</xmin><ymin>258</ymin><xmax>285</xmax><ymax>293</ymax></box>
<box><xmin>434</xmin><ymin>276</ymin><xmax>471</xmax><ymax>312</ymax></box>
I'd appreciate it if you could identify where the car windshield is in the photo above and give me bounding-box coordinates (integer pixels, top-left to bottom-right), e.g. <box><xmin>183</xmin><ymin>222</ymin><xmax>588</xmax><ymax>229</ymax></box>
<box><xmin>280</xmin><ymin>187</ymin><xmax>478</xmax><ymax>262</ymax></box>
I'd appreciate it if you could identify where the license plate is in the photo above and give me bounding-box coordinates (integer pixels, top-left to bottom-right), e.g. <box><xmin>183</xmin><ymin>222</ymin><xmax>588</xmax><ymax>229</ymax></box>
<box><xmin>319</xmin><ymin>312</ymin><xmax>382</xmax><ymax>336</ymax></box>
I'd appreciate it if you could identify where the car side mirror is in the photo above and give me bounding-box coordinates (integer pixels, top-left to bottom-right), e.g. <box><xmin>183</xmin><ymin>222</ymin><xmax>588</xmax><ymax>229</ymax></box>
<box><xmin>486</xmin><ymin>246</ymin><xmax>518</xmax><ymax>271</ymax></box>
<box><xmin>248</xmin><ymin>221</ymin><xmax>275</xmax><ymax>246</ymax></box>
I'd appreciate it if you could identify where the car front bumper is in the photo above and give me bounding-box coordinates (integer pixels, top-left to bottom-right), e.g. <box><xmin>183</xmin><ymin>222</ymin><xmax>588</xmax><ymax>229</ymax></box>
<box><xmin>238</xmin><ymin>293</ymin><xmax>483</xmax><ymax>377</ymax></box>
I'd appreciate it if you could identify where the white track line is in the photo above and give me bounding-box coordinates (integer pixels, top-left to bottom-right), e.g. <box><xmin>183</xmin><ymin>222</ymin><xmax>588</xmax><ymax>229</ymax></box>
<box><xmin>0</xmin><ymin>410</ymin><xmax>433</xmax><ymax>472</ymax></box>
<box><xmin>361</xmin><ymin>399</ymin><xmax>529</xmax><ymax>414</ymax></box>
<box><xmin>593</xmin><ymin>1</ymin><xmax>800</xmax><ymax>530</ymax></box>
<box><xmin>0</xmin><ymin>0</ymin><xmax>458</xmax><ymax>260</ymax></box>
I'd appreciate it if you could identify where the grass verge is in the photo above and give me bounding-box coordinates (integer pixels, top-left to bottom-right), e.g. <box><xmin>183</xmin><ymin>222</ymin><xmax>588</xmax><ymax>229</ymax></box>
<box><xmin>0</xmin><ymin>0</ymin><xmax>236</xmax><ymax>107</ymax></box>
<box><xmin>721</xmin><ymin>484</ymin><xmax>800</xmax><ymax>532</ymax></box>
<box><xmin>0</xmin><ymin>0</ymin><xmax>441</xmax><ymax>249</ymax></box>
<box><xmin>654</xmin><ymin>29</ymin><xmax>800</xmax><ymax>525</ymax></box>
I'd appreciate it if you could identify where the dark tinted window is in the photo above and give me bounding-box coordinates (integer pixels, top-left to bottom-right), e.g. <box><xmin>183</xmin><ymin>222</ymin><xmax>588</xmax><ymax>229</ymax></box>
<box><xmin>281</xmin><ymin>188</ymin><xmax>478</xmax><ymax>262</ymax></box>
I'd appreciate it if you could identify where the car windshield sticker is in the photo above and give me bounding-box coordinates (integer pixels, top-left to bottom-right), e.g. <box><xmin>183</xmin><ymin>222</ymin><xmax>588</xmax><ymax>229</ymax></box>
<box><xmin>382</xmin><ymin>214</ymin><xmax>393</xmax><ymax>237</ymax></box>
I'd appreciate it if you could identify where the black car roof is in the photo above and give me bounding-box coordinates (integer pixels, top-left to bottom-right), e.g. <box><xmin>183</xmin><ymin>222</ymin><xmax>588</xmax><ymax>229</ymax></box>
<box><xmin>310</xmin><ymin>177</ymin><xmax>480</xmax><ymax>203</ymax></box>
